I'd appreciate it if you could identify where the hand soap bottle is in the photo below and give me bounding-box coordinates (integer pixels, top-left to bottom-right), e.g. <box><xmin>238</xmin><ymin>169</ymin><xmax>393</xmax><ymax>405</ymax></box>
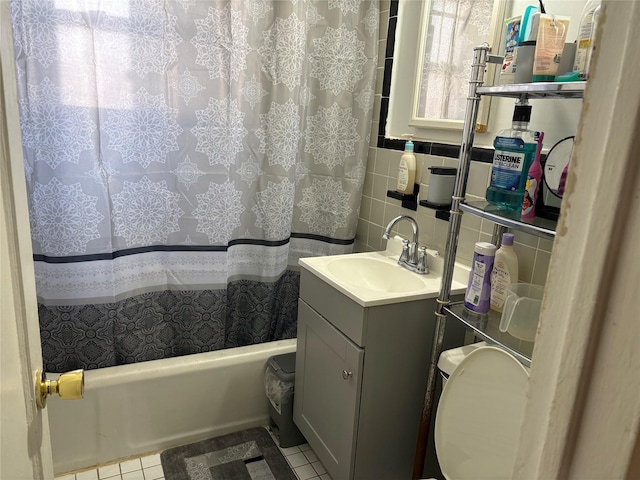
<box><xmin>397</xmin><ymin>134</ymin><xmax>416</xmax><ymax>194</ymax></box>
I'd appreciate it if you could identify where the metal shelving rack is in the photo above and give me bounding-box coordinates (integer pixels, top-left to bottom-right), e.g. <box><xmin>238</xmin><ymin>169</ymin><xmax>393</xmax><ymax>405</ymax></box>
<box><xmin>460</xmin><ymin>200</ymin><xmax>557</xmax><ymax>239</ymax></box>
<box><xmin>478</xmin><ymin>81</ymin><xmax>586</xmax><ymax>99</ymax></box>
<box><xmin>412</xmin><ymin>44</ymin><xmax>585</xmax><ymax>478</ymax></box>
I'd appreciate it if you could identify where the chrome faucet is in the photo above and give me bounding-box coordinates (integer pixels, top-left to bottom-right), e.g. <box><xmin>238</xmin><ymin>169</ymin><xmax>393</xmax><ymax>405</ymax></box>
<box><xmin>382</xmin><ymin>215</ymin><xmax>428</xmax><ymax>274</ymax></box>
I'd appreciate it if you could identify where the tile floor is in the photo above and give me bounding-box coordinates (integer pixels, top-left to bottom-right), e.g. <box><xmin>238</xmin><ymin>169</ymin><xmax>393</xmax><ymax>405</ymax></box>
<box><xmin>54</xmin><ymin>454</ymin><xmax>164</xmax><ymax>480</ymax></box>
<box><xmin>277</xmin><ymin>442</ymin><xmax>331</xmax><ymax>480</ymax></box>
<box><xmin>54</xmin><ymin>428</ymin><xmax>332</xmax><ymax>480</ymax></box>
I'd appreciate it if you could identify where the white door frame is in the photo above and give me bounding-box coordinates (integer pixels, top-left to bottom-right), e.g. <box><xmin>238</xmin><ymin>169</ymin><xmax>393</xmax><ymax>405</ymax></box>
<box><xmin>514</xmin><ymin>1</ymin><xmax>640</xmax><ymax>478</ymax></box>
<box><xmin>0</xmin><ymin>2</ymin><xmax>54</xmax><ymax>478</ymax></box>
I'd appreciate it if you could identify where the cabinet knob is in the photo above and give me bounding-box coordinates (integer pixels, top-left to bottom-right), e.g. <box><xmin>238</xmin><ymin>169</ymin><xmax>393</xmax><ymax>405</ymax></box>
<box><xmin>342</xmin><ymin>370</ymin><xmax>353</xmax><ymax>380</ymax></box>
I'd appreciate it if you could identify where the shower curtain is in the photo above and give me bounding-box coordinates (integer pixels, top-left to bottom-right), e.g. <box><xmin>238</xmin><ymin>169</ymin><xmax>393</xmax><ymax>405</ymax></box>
<box><xmin>11</xmin><ymin>0</ymin><xmax>378</xmax><ymax>372</ymax></box>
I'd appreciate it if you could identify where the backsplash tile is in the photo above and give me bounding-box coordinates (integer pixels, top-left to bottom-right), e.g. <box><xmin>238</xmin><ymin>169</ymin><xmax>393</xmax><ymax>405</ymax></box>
<box><xmin>532</xmin><ymin>250</ymin><xmax>551</xmax><ymax>286</ymax></box>
<box><xmin>513</xmin><ymin>243</ymin><xmax>537</xmax><ymax>284</ymax></box>
<box><xmin>466</xmin><ymin>162</ymin><xmax>491</xmax><ymax>197</ymax></box>
<box><xmin>370</xmin><ymin>198</ymin><xmax>386</xmax><ymax>227</ymax></box>
<box><xmin>457</xmin><ymin>227</ymin><xmax>481</xmax><ymax>264</ymax></box>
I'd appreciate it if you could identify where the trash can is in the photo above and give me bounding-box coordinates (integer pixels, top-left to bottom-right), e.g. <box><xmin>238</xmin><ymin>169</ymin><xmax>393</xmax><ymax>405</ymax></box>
<box><xmin>265</xmin><ymin>352</ymin><xmax>306</xmax><ymax>448</ymax></box>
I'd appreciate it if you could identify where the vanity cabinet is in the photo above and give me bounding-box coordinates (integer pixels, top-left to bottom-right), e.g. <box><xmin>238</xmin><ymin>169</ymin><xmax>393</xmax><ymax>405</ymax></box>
<box><xmin>293</xmin><ymin>268</ymin><xmax>465</xmax><ymax>480</ymax></box>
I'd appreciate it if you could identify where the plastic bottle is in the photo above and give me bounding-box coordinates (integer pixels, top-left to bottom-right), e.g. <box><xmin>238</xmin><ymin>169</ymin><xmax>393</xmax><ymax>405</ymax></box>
<box><xmin>522</xmin><ymin>131</ymin><xmax>544</xmax><ymax>220</ymax></box>
<box><xmin>397</xmin><ymin>134</ymin><xmax>416</xmax><ymax>194</ymax></box>
<box><xmin>464</xmin><ymin>242</ymin><xmax>497</xmax><ymax>314</ymax></box>
<box><xmin>573</xmin><ymin>0</ymin><xmax>601</xmax><ymax>80</ymax></box>
<box><xmin>520</xmin><ymin>6</ymin><xmax>538</xmax><ymax>43</ymax></box>
<box><xmin>486</xmin><ymin>104</ymin><xmax>539</xmax><ymax>212</ymax></box>
<box><xmin>531</xmin><ymin>14</ymin><xmax>570</xmax><ymax>82</ymax></box>
<box><xmin>499</xmin><ymin>16</ymin><xmax>522</xmax><ymax>85</ymax></box>
<box><xmin>490</xmin><ymin>233</ymin><xmax>519</xmax><ymax>313</ymax></box>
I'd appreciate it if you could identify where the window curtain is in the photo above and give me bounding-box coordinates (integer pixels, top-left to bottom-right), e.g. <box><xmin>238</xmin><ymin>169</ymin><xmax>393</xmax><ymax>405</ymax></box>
<box><xmin>10</xmin><ymin>0</ymin><xmax>378</xmax><ymax>372</ymax></box>
<box><xmin>417</xmin><ymin>0</ymin><xmax>493</xmax><ymax>120</ymax></box>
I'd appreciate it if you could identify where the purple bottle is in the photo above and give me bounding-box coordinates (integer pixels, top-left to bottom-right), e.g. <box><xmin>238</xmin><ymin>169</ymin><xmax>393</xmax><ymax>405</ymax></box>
<box><xmin>464</xmin><ymin>242</ymin><xmax>497</xmax><ymax>314</ymax></box>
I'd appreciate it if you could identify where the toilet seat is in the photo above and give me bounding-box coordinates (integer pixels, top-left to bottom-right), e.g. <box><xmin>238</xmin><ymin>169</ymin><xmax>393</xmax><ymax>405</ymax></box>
<box><xmin>435</xmin><ymin>346</ymin><xmax>529</xmax><ymax>480</ymax></box>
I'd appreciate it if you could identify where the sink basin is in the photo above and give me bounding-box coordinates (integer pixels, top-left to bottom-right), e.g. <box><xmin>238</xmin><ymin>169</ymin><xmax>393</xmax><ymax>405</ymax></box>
<box><xmin>326</xmin><ymin>256</ymin><xmax>426</xmax><ymax>293</ymax></box>
<box><xmin>298</xmin><ymin>237</ymin><xmax>469</xmax><ymax>307</ymax></box>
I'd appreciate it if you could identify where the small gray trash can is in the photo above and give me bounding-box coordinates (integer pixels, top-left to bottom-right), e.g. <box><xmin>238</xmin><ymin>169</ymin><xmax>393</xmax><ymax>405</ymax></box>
<box><xmin>265</xmin><ymin>352</ymin><xmax>306</xmax><ymax>448</ymax></box>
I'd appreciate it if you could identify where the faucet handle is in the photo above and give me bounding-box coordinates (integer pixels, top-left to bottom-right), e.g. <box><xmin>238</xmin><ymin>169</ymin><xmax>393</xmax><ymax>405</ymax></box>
<box><xmin>399</xmin><ymin>239</ymin><xmax>410</xmax><ymax>263</ymax></box>
<box><xmin>417</xmin><ymin>246</ymin><xmax>429</xmax><ymax>274</ymax></box>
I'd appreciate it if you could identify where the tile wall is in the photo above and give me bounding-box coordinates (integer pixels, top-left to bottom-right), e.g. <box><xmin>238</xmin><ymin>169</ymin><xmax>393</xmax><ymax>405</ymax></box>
<box><xmin>354</xmin><ymin>0</ymin><xmax>552</xmax><ymax>286</ymax></box>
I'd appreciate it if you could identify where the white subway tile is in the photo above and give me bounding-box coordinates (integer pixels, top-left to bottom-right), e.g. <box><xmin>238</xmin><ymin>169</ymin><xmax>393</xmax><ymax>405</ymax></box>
<box><xmin>121</xmin><ymin>470</ymin><xmax>144</xmax><ymax>480</ymax></box>
<box><xmin>76</xmin><ymin>470</ymin><xmax>98</xmax><ymax>480</ymax></box>
<box><xmin>140</xmin><ymin>454</ymin><xmax>161</xmax><ymax>469</ymax></box>
<box><xmin>119</xmin><ymin>459</ymin><xmax>142</xmax><ymax>474</ymax></box>
<box><xmin>98</xmin><ymin>464</ymin><xmax>121</xmax><ymax>479</ymax></box>
<box><xmin>294</xmin><ymin>464</ymin><xmax>318</xmax><ymax>480</ymax></box>
<box><xmin>287</xmin><ymin>452</ymin><xmax>309</xmax><ymax>468</ymax></box>
<box><xmin>142</xmin><ymin>464</ymin><xmax>164</xmax><ymax>480</ymax></box>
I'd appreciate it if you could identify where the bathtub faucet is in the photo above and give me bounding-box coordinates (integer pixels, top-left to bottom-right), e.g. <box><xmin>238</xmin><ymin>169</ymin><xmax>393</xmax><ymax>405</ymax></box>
<box><xmin>382</xmin><ymin>215</ymin><xmax>428</xmax><ymax>274</ymax></box>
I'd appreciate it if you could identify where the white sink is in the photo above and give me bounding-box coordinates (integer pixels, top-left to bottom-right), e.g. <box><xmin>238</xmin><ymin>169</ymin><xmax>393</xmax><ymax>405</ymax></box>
<box><xmin>299</xmin><ymin>237</ymin><xmax>468</xmax><ymax>307</ymax></box>
<box><xmin>326</xmin><ymin>256</ymin><xmax>426</xmax><ymax>293</ymax></box>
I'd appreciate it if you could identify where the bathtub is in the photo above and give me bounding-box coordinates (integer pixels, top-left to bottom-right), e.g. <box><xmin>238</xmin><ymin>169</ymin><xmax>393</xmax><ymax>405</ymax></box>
<box><xmin>48</xmin><ymin>339</ymin><xmax>296</xmax><ymax>475</ymax></box>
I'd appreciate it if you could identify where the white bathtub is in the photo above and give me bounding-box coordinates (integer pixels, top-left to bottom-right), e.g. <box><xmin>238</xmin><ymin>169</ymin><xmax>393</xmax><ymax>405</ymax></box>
<box><xmin>48</xmin><ymin>339</ymin><xmax>296</xmax><ymax>475</ymax></box>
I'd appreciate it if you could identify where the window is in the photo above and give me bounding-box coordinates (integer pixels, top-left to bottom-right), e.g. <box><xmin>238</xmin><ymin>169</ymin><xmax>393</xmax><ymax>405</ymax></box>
<box><xmin>387</xmin><ymin>0</ymin><xmax>506</xmax><ymax>143</ymax></box>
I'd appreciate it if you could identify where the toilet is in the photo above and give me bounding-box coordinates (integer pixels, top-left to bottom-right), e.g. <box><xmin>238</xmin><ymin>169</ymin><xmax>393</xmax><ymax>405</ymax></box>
<box><xmin>430</xmin><ymin>343</ymin><xmax>530</xmax><ymax>479</ymax></box>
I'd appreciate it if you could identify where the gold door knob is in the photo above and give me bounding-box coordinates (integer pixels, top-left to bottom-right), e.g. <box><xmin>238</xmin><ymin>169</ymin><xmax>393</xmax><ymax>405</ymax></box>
<box><xmin>35</xmin><ymin>369</ymin><xmax>84</xmax><ymax>409</ymax></box>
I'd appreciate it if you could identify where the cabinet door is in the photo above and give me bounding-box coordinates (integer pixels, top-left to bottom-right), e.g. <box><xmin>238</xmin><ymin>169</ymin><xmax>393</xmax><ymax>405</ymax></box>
<box><xmin>294</xmin><ymin>300</ymin><xmax>364</xmax><ymax>480</ymax></box>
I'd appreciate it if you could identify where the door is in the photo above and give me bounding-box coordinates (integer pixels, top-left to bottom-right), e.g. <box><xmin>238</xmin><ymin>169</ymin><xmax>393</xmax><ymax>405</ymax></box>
<box><xmin>293</xmin><ymin>300</ymin><xmax>364</xmax><ymax>480</ymax></box>
<box><xmin>1</xmin><ymin>4</ymin><xmax>55</xmax><ymax>478</ymax></box>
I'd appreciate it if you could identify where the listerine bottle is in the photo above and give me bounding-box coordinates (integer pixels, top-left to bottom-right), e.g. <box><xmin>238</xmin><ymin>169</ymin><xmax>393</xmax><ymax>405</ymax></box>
<box><xmin>486</xmin><ymin>103</ymin><xmax>539</xmax><ymax>212</ymax></box>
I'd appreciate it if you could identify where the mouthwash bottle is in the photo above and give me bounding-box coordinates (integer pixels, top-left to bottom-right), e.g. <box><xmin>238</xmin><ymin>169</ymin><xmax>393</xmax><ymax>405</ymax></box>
<box><xmin>486</xmin><ymin>104</ymin><xmax>539</xmax><ymax>212</ymax></box>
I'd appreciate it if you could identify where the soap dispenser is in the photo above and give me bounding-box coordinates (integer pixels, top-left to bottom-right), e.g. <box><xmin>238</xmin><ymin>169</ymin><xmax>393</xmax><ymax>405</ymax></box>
<box><xmin>397</xmin><ymin>134</ymin><xmax>416</xmax><ymax>194</ymax></box>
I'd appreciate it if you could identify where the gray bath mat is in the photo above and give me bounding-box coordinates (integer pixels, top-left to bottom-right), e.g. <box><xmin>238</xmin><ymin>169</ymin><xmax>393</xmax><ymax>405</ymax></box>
<box><xmin>160</xmin><ymin>427</ymin><xmax>297</xmax><ymax>480</ymax></box>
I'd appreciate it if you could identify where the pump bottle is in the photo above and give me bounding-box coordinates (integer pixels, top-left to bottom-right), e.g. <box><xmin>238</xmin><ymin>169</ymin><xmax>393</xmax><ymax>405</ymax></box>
<box><xmin>397</xmin><ymin>134</ymin><xmax>416</xmax><ymax>194</ymax></box>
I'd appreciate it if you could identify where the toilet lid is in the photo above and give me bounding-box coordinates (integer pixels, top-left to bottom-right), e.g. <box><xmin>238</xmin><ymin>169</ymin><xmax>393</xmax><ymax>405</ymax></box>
<box><xmin>435</xmin><ymin>346</ymin><xmax>529</xmax><ymax>480</ymax></box>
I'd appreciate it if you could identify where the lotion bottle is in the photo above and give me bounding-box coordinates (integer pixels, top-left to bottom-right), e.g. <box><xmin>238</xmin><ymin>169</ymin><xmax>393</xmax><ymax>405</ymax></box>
<box><xmin>464</xmin><ymin>242</ymin><xmax>497</xmax><ymax>314</ymax></box>
<box><xmin>490</xmin><ymin>233</ymin><xmax>519</xmax><ymax>313</ymax></box>
<box><xmin>397</xmin><ymin>134</ymin><xmax>416</xmax><ymax>194</ymax></box>
<box><xmin>573</xmin><ymin>0</ymin><xmax>601</xmax><ymax>79</ymax></box>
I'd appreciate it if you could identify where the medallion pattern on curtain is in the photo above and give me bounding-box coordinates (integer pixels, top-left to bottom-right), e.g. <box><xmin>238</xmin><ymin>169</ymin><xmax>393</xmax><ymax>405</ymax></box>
<box><xmin>11</xmin><ymin>0</ymin><xmax>378</xmax><ymax>372</ymax></box>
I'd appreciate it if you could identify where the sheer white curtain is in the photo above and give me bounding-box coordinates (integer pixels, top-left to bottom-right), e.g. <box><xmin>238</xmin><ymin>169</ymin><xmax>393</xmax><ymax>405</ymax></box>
<box><xmin>11</xmin><ymin>0</ymin><xmax>378</xmax><ymax>370</ymax></box>
<box><xmin>417</xmin><ymin>0</ymin><xmax>493</xmax><ymax>120</ymax></box>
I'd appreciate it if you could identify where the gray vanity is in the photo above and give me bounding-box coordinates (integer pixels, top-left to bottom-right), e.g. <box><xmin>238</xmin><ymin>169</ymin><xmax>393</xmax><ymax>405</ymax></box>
<box><xmin>292</xmin><ymin>248</ymin><xmax>467</xmax><ymax>480</ymax></box>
